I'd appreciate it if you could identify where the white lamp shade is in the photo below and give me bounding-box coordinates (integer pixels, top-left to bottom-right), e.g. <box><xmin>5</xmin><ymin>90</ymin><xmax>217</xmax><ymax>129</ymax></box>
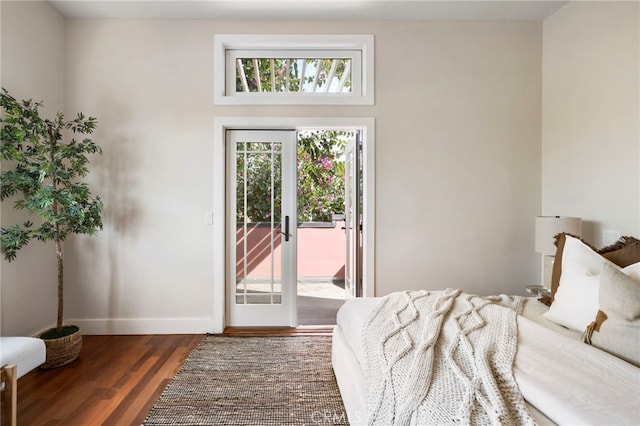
<box><xmin>535</xmin><ymin>216</ymin><xmax>582</xmax><ymax>255</ymax></box>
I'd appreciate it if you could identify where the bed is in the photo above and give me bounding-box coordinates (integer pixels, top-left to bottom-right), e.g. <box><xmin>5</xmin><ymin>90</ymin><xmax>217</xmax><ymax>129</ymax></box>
<box><xmin>332</xmin><ymin>234</ymin><xmax>640</xmax><ymax>425</ymax></box>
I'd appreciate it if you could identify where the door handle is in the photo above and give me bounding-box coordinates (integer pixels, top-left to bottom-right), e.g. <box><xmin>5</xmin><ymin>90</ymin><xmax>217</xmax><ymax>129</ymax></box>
<box><xmin>281</xmin><ymin>215</ymin><xmax>290</xmax><ymax>242</ymax></box>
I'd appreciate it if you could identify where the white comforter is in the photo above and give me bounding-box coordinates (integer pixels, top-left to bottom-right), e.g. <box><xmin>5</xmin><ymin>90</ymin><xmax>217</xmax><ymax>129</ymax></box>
<box><xmin>336</xmin><ymin>297</ymin><xmax>640</xmax><ymax>425</ymax></box>
<box><xmin>514</xmin><ymin>315</ymin><xmax>640</xmax><ymax>425</ymax></box>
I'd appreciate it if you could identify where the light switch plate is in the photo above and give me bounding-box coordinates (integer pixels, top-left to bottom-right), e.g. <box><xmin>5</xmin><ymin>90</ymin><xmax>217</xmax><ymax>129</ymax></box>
<box><xmin>205</xmin><ymin>212</ymin><xmax>214</xmax><ymax>225</ymax></box>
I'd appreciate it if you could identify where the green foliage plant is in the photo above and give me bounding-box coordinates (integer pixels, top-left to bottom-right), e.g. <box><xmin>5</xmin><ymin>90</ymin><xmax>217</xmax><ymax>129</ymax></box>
<box><xmin>235</xmin><ymin>130</ymin><xmax>348</xmax><ymax>224</ymax></box>
<box><xmin>297</xmin><ymin>131</ymin><xmax>348</xmax><ymax>222</ymax></box>
<box><xmin>0</xmin><ymin>88</ymin><xmax>103</xmax><ymax>334</ymax></box>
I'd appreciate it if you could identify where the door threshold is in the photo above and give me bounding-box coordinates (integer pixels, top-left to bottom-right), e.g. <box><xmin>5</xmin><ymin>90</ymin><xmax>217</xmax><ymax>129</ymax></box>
<box><xmin>222</xmin><ymin>325</ymin><xmax>334</xmax><ymax>336</ymax></box>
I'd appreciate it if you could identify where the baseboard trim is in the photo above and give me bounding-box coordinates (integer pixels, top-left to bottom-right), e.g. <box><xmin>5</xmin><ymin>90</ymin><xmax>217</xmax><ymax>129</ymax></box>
<box><xmin>68</xmin><ymin>318</ymin><xmax>215</xmax><ymax>335</ymax></box>
<box><xmin>223</xmin><ymin>325</ymin><xmax>334</xmax><ymax>336</ymax></box>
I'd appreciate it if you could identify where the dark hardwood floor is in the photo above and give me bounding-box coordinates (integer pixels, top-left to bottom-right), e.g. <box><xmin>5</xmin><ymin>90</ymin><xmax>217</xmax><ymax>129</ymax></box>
<box><xmin>17</xmin><ymin>334</ymin><xmax>203</xmax><ymax>426</ymax></box>
<box><xmin>16</xmin><ymin>327</ymin><xmax>334</xmax><ymax>425</ymax></box>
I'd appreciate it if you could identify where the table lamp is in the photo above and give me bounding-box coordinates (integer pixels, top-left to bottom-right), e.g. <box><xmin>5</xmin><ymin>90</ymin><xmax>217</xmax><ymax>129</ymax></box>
<box><xmin>535</xmin><ymin>216</ymin><xmax>582</xmax><ymax>289</ymax></box>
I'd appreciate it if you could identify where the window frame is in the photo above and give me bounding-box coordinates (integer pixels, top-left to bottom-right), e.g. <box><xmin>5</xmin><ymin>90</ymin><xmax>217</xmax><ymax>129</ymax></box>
<box><xmin>214</xmin><ymin>34</ymin><xmax>374</xmax><ymax>106</ymax></box>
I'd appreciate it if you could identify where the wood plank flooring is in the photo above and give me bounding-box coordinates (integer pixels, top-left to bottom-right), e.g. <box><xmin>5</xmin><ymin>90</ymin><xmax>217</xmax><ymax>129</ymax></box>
<box><xmin>17</xmin><ymin>334</ymin><xmax>203</xmax><ymax>426</ymax></box>
<box><xmin>16</xmin><ymin>328</ymin><xmax>334</xmax><ymax>425</ymax></box>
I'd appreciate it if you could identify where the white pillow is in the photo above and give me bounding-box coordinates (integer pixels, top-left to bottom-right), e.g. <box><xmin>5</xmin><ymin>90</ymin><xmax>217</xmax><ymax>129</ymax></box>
<box><xmin>543</xmin><ymin>235</ymin><xmax>619</xmax><ymax>331</ymax></box>
<box><xmin>620</xmin><ymin>261</ymin><xmax>640</xmax><ymax>280</ymax></box>
<box><xmin>586</xmin><ymin>262</ymin><xmax>640</xmax><ymax>366</ymax></box>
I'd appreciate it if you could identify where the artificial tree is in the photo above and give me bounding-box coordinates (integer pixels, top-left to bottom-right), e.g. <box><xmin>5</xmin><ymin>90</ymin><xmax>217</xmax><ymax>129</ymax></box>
<box><xmin>0</xmin><ymin>88</ymin><xmax>103</xmax><ymax>348</ymax></box>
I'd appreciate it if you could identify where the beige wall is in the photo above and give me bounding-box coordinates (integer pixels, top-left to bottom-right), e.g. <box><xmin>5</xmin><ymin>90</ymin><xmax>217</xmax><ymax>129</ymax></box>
<box><xmin>542</xmin><ymin>1</ymin><xmax>640</xmax><ymax>244</ymax></box>
<box><xmin>0</xmin><ymin>1</ymin><xmax>66</xmax><ymax>336</ymax></box>
<box><xmin>374</xmin><ymin>22</ymin><xmax>541</xmax><ymax>297</ymax></box>
<box><xmin>59</xmin><ymin>19</ymin><xmax>542</xmax><ymax>333</ymax></box>
<box><xmin>2</xmin><ymin>1</ymin><xmax>636</xmax><ymax>336</ymax></box>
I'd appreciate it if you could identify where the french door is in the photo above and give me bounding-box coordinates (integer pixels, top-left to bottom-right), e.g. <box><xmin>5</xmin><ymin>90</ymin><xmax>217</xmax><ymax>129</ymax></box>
<box><xmin>226</xmin><ymin>130</ymin><xmax>297</xmax><ymax>327</ymax></box>
<box><xmin>344</xmin><ymin>132</ymin><xmax>363</xmax><ymax>298</ymax></box>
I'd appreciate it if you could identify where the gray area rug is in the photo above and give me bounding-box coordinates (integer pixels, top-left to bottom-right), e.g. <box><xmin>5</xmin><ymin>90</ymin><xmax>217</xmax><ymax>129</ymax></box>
<box><xmin>144</xmin><ymin>335</ymin><xmax>348</xmax><ymax>425</ymax></box>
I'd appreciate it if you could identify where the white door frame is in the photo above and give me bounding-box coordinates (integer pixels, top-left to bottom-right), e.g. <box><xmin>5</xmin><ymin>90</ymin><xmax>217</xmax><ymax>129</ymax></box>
<box><xmin>226</xmin><ymin>130</ymin><xmax>298</xmax><ymax>327</ymax></box>
<box><xmin>212</xmin><ymin>117</ymin><xmax>375</xmax><ymax>333</ymax></box>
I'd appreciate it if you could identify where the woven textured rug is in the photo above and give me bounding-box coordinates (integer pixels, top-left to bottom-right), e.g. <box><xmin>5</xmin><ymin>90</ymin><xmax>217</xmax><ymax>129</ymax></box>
<box><xmin>144</xmin><ymin>335</ymin><xmax>348</xmax><ymax>425</ymax></box>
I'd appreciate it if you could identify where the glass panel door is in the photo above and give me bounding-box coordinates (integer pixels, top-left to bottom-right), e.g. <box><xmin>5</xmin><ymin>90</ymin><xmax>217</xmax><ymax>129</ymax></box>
<box><xmin>227</xmin><ymin>130</ymin><xmax>297</xmax><ymax>327</ymax></box>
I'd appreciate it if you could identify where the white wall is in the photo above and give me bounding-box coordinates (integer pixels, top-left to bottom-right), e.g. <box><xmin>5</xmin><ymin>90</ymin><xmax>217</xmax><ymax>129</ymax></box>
<box><xmin>542</xmin><ymin>1</ymin><xmax>640</xmax><ymax>245</ymax></box>
<box><xmin>2</xmin><ymin>2</ymin><xmax>636</xmax><ymax>336</ymax></box>
<box><xmin>374</xmin><ymin>22</ymin><xmax>541</xmax><ymax>297</ymax></box>
<box><xmin>59</xmin><ymin>19</ymin><xmax>542</xmax><ymax>333</ymax></box>
<box><xmin>0</xmin><ymin>1</ymin><xmax>66</xmax><ymax>336</ymax></box>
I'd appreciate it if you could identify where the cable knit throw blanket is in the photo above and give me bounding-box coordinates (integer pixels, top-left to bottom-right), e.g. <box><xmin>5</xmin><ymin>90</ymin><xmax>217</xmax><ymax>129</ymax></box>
<box><xmin>363</xmin><ymin>288</ymin><xmax>535</xmax><ymax>426</ymax></box>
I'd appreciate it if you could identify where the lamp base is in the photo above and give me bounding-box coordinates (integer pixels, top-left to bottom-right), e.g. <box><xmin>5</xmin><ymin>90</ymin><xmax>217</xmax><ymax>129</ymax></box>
<box><xmin>542</xmin><ymin>255</ymin><xmax>555</xmax><ymax>290</ymax></box>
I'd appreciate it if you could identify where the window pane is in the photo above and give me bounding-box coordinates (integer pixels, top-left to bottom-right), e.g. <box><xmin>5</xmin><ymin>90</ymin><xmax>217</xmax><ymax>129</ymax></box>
<box><xmin>236</xmin><ymin>58</ymin><xmax>351</xmax><ymax>94</ymax></box>
<box><xmin>235</xmin><ymin>141</ymin><xmax>283</xmax><ymax>306</ymax></box>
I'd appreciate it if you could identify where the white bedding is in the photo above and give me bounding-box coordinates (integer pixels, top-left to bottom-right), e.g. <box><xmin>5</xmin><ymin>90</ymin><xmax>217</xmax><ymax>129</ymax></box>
<box><xmin>333</xmin><ymin>296</ymin><xmax>640</xmax><ymax>425</ymax></box>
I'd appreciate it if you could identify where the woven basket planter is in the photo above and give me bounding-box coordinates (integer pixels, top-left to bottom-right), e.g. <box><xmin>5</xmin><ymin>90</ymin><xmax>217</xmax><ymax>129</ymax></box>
<box><xmin>39</xmin><ymin>327</ymin><xmax>82</xmax><ymax>369</ymax></box>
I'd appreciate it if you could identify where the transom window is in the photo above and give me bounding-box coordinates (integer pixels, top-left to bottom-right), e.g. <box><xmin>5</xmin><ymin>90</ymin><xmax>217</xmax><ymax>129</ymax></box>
<box><xmin>214</xmin><ymin>35</ymin><xmax>374</xmax><ymax>105</ymax></box>
<box><xmin>233</xmin><ymin>55</ymin><xmax>353</xmax><ymax>94</ymax></box>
